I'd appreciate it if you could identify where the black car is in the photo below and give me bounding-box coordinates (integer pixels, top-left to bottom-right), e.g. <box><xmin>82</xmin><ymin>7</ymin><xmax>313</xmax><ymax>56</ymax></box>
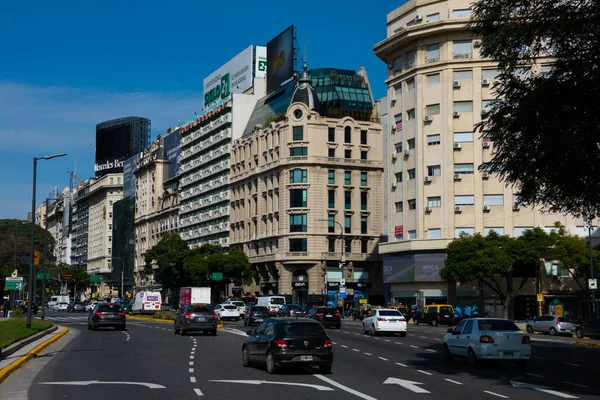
<box><xmin>242</xmin><ymin>318</ymin><xmax>333</xmax><ymax>374</ymax></box>
<box><xmin>174</xmin><ymin>304</ymin><xmax>217</xmax><ymax>336</ymax></box>
<box><xmin>67</xmin><ymin>301</ymin><xmax>86</xmax><ymax>312</ymax></box>
<box><xmin>22</xmin><ymin>302</ymin><xmax>39</xmax><ymax>315</ymax></box>
<box><xmin>276</xmin><ymin>304</ymin><xmax>305</xmax><ymax>317</ymax></box>
<box><xmin>88</xmin><ymin>303</ymin><xmax>126</xmax><ymax>331</ymax></box>
<box><xmin>575</xmin><ymin>319</ymin><xmax>600</xmax><ymax>339</ymax></box>
<box><xmin>244</xmin><ymin>305</ymin><xmax>269</xmax><ymax>326</ymax></box>
<box><xmin>307</xmin><ymin>307</ymin><xmax>341</xmax><ymax>329</ymax></box>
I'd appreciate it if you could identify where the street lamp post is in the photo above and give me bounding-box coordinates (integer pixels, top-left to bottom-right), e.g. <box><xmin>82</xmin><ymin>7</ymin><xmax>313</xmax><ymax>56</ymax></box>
<box><xmin>74</xmin><ymin>277</ymin><xmax>91</xmax><ymax>301</ymax></box>
<box><xmin>318</xmin><ymin>218</ymin><xmax>345</xmax><ymax>306</ymax></box>
<box><xmin>112</xmin><ymin>257</ymin><xmax>125</xmax><ymax>299</ymax></box>
<box><xmin>586</xmin><ymin>217</ymin><xmax>597</xmax><ymax>319</ymax></box>
<box><xmin>27</xmin><ymin>153</ymin><xmax>66</xmax><ymax>329</ymax></box>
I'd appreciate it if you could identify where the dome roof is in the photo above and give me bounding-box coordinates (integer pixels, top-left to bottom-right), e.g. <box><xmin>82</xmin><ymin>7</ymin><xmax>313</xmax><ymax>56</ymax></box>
<box><xmin>291</xmin><ymin>63</ymin><xmax>322</xmax><ymax>113</ymax></box>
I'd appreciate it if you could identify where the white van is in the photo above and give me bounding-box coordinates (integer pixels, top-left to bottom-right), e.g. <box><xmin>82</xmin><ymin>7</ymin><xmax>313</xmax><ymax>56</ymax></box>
<box><xmin>255</xmin><ymin>296</ymin><xmax>286</xmax><ymax>315</ymax></box>
<box><xmin>132</xmin><ymin>291</ymin><xmax>162</xmax><ymax>314</ymax></box>
<box><xmin>48</xmin><ymin>295</ymin><xmax>70</xmax><ymax>309</ymax></box>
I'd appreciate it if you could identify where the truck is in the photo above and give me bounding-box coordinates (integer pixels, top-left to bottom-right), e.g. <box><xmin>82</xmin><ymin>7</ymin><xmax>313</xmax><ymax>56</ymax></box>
<box><xmin>179</xmin><ymin>287</ymin><xmax>211</xmax><ymax>309</ymax></box>
<box><xmin>131</xmin><ymin>291</ymin><xmax>162</xmax><ymax>314</ymax></box>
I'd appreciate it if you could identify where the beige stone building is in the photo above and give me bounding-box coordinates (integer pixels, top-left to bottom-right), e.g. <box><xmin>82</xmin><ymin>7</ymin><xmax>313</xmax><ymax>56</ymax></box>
<box><xmin>229</xmin><ymin>68</ymin><xmax>385</xmax><ymax>305</ymax></box>
<box><xmin>373</xmin><ymin>0</ymin><xmax>599</xmax><ymax>318</ymax></box>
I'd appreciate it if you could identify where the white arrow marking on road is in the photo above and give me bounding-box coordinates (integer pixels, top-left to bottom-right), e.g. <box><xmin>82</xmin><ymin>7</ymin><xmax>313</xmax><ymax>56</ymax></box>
<box><xmin>383</xmin><ymin>377</ymin><xmax>430</xmax><ymax>394</ymax></box>
<box><xmin>38</xmin><ymin>381</ymin><xmax>165</xmax><ymax>389</ymax></box>
<box><xmin>510</xmin><ymin>381</ymin><xmax>578</xmax><ymax>399</ymax></box>
<box><xmin>209</xmin><ymin>380</ymin><xmax>334</xmax><ymax>391</ymax></box>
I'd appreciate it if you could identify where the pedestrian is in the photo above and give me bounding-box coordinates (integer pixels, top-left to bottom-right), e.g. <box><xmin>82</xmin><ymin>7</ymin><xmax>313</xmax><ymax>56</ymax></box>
<box><xmin>3</xmin><ymin>298</ymin><xmax>11</xmax><ymax>318</ymax></box>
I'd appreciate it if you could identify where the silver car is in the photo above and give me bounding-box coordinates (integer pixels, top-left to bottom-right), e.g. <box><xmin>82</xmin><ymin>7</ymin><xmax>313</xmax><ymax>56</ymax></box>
<box><xmin>526</xmin><ymin>315</ymin><xmax>576</xmax><ymax>336</ymax></box>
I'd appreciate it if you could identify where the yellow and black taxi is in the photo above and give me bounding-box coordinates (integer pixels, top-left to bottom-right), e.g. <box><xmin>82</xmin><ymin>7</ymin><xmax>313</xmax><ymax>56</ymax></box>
<box><xmin>414</xmin><ymin>304</ymin><xmax>455</xmax><ymax>326</ymax></box>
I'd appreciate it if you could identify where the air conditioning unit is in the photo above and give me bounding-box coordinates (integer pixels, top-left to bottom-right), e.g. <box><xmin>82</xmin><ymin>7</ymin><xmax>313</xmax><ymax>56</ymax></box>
<box><xmin>425</xmin><ymin>206</ymin><xmax>432</xmax><ymax>212</ymax></box>
<box><xmin>482</xmin><ymin>172</ymin><xmax>490</xmax><ymax>179</ymax></box>
<box><xmin>454</xmin><ymin>173</ymin><xmax>462</xmax><ymax>180</ymax></box>
<box><xmin>453</xmin><ymin>111</ymin><xmax>460</xmax><ymax>118</ymax></box>
<box><xmin>424</xmin><ymin>115</ymin><xmax>433</xmax><ymax>122</ymax></box>
<box><xmin>513</xmin><ymin>203</ymin><xmax>521</xmax><ymax>210</ymax></box>
<box><xmin>481</xmin><ymin>110</ymin><xmax>489</xmax><ymax>116</ymax></box>
<box><xmin>454</xmin><ymin>142</ymin><xmax>462</xmax><ymax>149</ymax></box>
<box><xmin>404</xmin><ymin>149</ymin><xmax>410</xmax><ymax>156</ymax></box>
<box><xmin>483</xmin><ymin>205</ymin><xmax>491</xmax><ymax>211</ymax></box>
<box><xmin>424</xmin><ymin>176</ymin><xmax>432</xmax><ymax>183</ymax></box>
<box><xmin>392</xmin><ymin>152</ymin><xmax>397</xmax><ymax>160</ymax></box>
<box><xmin>453</xmin><ymin>80</ymin><xmax>461</xmax><ymax>88</ymax></box>
<box><xmin>415</xmin><ymin>14</ymin><xmax>423</xmax><ymax>21</ymax></box>
<box><xmin>392</xmin><ymin>182</ymin><xmax>397</xmax><ymax>189</ymax></box>
<box><xmin>474</xmin><ymin>40</ymin><xmax>482</xmax><ymax>47</ymax></box>
<box><xmin>483</xmin><ymin>141</ymin><xmax>491</xmax><ymax>148</ymax></box>
<box><xmin>455</xmin><ymin>206</ymin><xmax>463</xmax><ymax>212</ymax></box>
<box><xmin>482</xmin><ymin>78</ymin><xmax>490</xmax><ymax>86</ymax></box>
<box><xmin>388</xmin><ymin>62</ymin><xmax>394</xmax><ymax>69</ymax></box>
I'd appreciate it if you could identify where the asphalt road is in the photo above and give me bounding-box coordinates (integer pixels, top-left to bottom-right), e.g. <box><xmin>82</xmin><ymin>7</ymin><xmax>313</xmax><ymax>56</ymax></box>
<box><xmin>3</xmin><ymin>312</ymin><xmax>599</xmax><ymax>400</ymax></box>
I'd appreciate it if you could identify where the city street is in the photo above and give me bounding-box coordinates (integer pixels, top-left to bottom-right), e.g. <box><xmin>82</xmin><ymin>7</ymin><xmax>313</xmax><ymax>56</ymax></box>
<box><xmin>2</xmin><ymin>312</ymin><xmax>599</xmax><ymax>399</ymax></box>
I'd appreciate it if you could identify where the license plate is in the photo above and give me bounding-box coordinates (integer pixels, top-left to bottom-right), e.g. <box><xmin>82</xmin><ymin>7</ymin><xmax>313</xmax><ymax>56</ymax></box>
<box><xmin>503</xmin><ymin>351</ymin><xmax>514</xmax><ymax>357</ymax></box>
<box><xmin>326</xmin><ymin>315</ymin><xmax>332</xmax><ymax>317</ymax></box>
<box><xmin>389</xmin><ymin>320</ymin><xmax>397</xmax><ymax>323</ymax></box>
<box><xmin>300</xmin><ymin>356</ymin><xmax>313</xmax><ymax>361</ymax></box>
<box><xmin>196</xmin><ymin>317</ymin><xmax>206</xmax><ymax>322</ymax></box>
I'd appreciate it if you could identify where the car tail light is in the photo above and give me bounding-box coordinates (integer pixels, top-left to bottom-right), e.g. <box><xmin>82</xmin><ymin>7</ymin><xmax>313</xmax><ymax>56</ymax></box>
<box><xmin>377</xmin><ymin>317</ymin><xmax>387</xmax><ymax>321</ymax></box>
<box><xmin>118</xmin><ymin>312</ymin><xmax>125</xmax><ymax>317</ymax></box>
<box><xmin>323</xmin><ymin>339</ymin><xmax>333</xmax><ymax>348</ymax></box>
<box><xmin>184</xmin><ymin>313</ymin><xmax>193</xmax><ymax>319</ymax></box>
<box><xmin>316</xmin><ymin>313</ymin><xmax>324</xmax><ymax>317</ymax></box>
<box><xmin>210</xmin><ymin>313</ymin><xmax>217</xmax><ymax>319</ymax></box>
<box><xmin>288</xmin><ymin>310</ymin><xmax>293</xmax><ymax>316</ymax></box>
<box><xmin>94</xmin><ymin>312</ymin><xmax>102</xmax><ymax>317</ymax></box>
<box><xmin>274</xmin><ymin>339</ymin><xmax>287</xmax><ymax>348</ymax></box>
<box><xmin>221</xmin><ymin>308</ymin><xmax>225</xmax><ymax>311</ymax></box>
<box><xmin>250</xmin><ymin>312</ymin><xmax>255</xmax><ymax>316</ymax></box>
<box><xmin>334</xmin><ymin>313</ymin><xmax>340</xmax><ymax>317</ymax></box>
<box><xmin>522</xmin><ymin>336</ymin><xmax>531</xmax><ymax>344</ymax></box>
<box><xmin>556</xmin><ymin>318</ymin><xmax>562</xmax><ymax>325</ymax></box>
<box><xmin>479</xmin><ymin>335</ymin><xmax>495</xmax><ymax>343</ymax></box>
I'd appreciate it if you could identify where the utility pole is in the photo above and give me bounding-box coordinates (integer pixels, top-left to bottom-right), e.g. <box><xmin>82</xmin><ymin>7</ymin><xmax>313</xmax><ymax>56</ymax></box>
<box><xmin>41</xmin><ymin>198</ymin><xmax>49</xmax><ymax>320</ymax></box>
<box><xmin>587</xmin><ymin>217</ymin><xmax>597</xmax><ymax>319</ymax></box>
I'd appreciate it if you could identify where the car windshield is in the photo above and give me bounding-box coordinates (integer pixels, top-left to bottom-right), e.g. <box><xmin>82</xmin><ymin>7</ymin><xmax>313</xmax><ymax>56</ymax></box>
<box><xmin>379</xmin><ymin>310</ymin><xmax>402</xmax><ymax>317</ymax></box>
<box><xmin>98</xmin><ymin>304</ymin><xmax>122</xmax><ymax>312</ymax></box>
<box><xmin>190</xmin><ymin>306</ymin><xmax>212</xmax><ymax>313</ymax></box>
<box><xmin>280</xmin><ymin>322</ymin><xmax>326</xmax><ymax>337</ymax></box>
<box><xmin>270</xmin><ymin>298</ymin><xmax>285</xmax><ymax>305</ymax></box>
<box><xmin>477</xmin><ymin>319</ymin><xmax>520</xmax><ymax>331</ymax></box>
<box><xmin>251</xmin><ymin>306</ymin><xmax>268</xmax><ymax>312</ymax></box>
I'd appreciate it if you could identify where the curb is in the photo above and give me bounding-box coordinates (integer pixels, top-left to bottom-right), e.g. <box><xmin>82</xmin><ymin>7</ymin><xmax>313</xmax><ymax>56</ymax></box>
<box><xmin>575</xmin><ymin>340</ymin><xmax>600</xmax><ymax>349</ymax></box>
<box><xmin>127</xmin><ymin>315</ymin><xmax>225</xmax><ymax>329</ymax></box>
<box><xmin>0</xmin><ymin>325</ymin><xmax>68</xmax><ymax>385</ymax></box>
<box><xmin>1</xmin><ymin>324</ymin><xmax>58</xmax><ymax>360</ymax></box>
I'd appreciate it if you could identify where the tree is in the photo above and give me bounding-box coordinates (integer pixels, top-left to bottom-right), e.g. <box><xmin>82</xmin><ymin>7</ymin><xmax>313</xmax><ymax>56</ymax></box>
<box><xmin>183</xmin><ymin>244</ymin><xmax>253</xmax><ymax>286</ymax></box>
<box><xmin>470</xmin><ymin>0</ymin><xmax>600</xmax><ymax>217</ymax></box>
<box><xmin>551</xmin><ymin>225</ymin><xmax>599</xmax><ymax>293</ymax></box>
<box><xmin>144</xmin><ymin>232</ymin><xmax>190</xmax><ymax>289</ymax></box>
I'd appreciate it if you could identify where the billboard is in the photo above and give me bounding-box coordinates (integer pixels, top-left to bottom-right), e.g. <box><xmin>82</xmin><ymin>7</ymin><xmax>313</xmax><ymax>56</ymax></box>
<box><xmin>382</xmin><ymin>253</ymin><xmax>447</xmax><ymax>283</ymax></box>
<box><xmin>266</xmin><ymin>25</ymin><xmax>295</xmax><ymax>94</ymax></box>
<box><xmin>95</xmin><ymin>124</ymin><xmax>130</xmax><ymax>175</ymax></box>
<box><xmin>203</xmin><ymin>46</ymin><xmax>254</xmax><ymax>108</ymax></box>
<box><xmin>123</xmin><ymin>153</ymin><xmax>140</xmax><ymax>198</ymax></box>
<box><xmin>163</xmin><ymin>129</ymin><xmax>181</xmax><ymax>181</ymax></box>
<box><xmin>255</xmin><ymin>46</ymin><xmax>267</xmax><ymax>79</ymax></box>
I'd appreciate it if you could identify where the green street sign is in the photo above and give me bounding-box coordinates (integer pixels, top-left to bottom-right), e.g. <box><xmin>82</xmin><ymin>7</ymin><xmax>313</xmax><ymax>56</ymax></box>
<box><xmin>5</xmin><ymin>277</ymin><xmax>23</xmax><ymax>290</ymax></box>
<box><xmin>211</xmin><ymin>272</ymin><xmax>223</xmax><ymax>281</ymax></box>
<box><xmin>90</xmin><ymin>275</ymin><xmax>104</xmax><ymax>283</ymax></box>
<box><xmin>37</xmin><ymin>272</ymin><xmax>51</xmax><ymax>280</ymax></box>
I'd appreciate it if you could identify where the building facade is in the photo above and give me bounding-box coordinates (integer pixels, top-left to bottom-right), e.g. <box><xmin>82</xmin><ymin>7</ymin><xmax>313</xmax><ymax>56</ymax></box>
<box><xmin>45</xmin><ymin>188</ymin><xmax>72</xmax><ymax>265</ymax></box>
<box><xmin>71</xmin><ymin>180</ymin><xmax>91</xmax><ymax>269</ymax></box>
<box><xmin>373</xmin><ymin>0</ymin><xmax>599</xmax><ymax>317</ymax></box>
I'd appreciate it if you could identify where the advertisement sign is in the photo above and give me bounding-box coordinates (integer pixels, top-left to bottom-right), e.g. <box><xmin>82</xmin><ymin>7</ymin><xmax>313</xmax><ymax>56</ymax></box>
<box><xmin>394</xmin><ymin>225</ymin><xmax>404</xmax><ymax>236</ymax></box>
<box><xmin>95</xmin><ymin>124</ymin><xmax>131</xmax><ymax>176</ymax></box>
<box><xmin>266</xmin><ymin>25</ymin><xmax>295</xmax><ymax>94</ymax></box>
<box><xmin>255</xmin><ymin>46</ymin><xmax>267</xmax><ymax>78</ymax></box>
<box><xmin>123</xmin><ymin>153</ymin><xmax>140</xmax><ymax>198</ymax></box>
<box><xmin>203</xmin><ymin>46</ymin><xmax>254</xmax><ymax>108</ymax></box>
<box><xmin>382</xmin><ymin>253</ymin><xmax>447</xmax><ymax>283</ymax></box>
<box><xmin>163</xmin><ymin>129</ymin><xmax>182</xmax><ymax>181</ymax></box>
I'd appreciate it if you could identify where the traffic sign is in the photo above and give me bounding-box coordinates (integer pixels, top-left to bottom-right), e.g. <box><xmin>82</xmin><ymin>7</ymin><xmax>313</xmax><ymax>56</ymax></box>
<box><xmin>37</xmin><ymin>272</ymin><xmax>50</xmax><ymax>280</ymax></box>
<box><xmin>90</xmin><ymin>275</ymin><xmax>103</xmax><ymax>283</ymax></box>
<box><xmin>61</xmin><ymin>273</ymin><xmax>73</xmax><ymax>282</ymax></box>
<box><xmin>339</xmin><ymin>286</ymin><xmax>347</xmax><ymax>299</ymax></box>
<box><xmin>11</xmin><ymin>269</ymin><xmax>18</xmax><ymax>278</ymax></box>
<box><xmin>211</xmin><ymin>272</ymin><xmax>223</xmax><ymax>281</ymax></box>
<box><xmin>6</xmin><ymin>277</ymin><xmax>24</xmax><ymax>290</ymax></box>
<box><xmin>589</xmin><ymin>279</ymin><xmax>598</xmax><ymax>290</ymax></box>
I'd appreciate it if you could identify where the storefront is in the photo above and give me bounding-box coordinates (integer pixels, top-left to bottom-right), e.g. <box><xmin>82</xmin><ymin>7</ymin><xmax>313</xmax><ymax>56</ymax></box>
<box><xmin>292</xmin><ymin>269</ymin><xmax>309</xmax><ymax>305</ymax></box>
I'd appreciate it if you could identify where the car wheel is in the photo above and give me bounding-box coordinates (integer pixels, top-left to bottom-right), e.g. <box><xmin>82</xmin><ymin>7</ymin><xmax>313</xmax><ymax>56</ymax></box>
<box><xmin>87</xmin><ymin>324</ymin><xmax>91</xmax><ymax>330</ymax></box>
<box><xmin>91</xmin><ymin>324</ymin><xmax>97</xmax><ymax>331</ymax></box>
<box><xmin>549</xmin><ymin>327</ymin><xmax>557</xmax><ymax>336</ymax></box>
<box><xmin>575</xmin><ymin>328</ymin><xmax>584</xmax><ymax>339</ymax></box>
<box><xmin>266</xmin><ymin>352</ymin><xmax>278</xmax><ymax>374</ymax></box>
<box><xmin>181</xmin><ymin>329</ymin><xmax>187</xmax><ymax>336</ymax></box>
<box><xmin>318</xmin><ymin>363</ymin><xmax>332</xmax><ymax>374</ymax></box>
<box><xmin>467</xmin><ymin>348</ymin><xmax>477</xmax><ymax>367</ymax></box>
<box><xmin>210</xmin><ymin>330</ymin><xmax>217</xmax><ymax>336</ymax></box>
<box><xmin>372</xmin><ymin>325</ymin><xmax>378</xmax><ymax>336</ymax></box>
<box><xmin>432</xmin><ymin>319</ymin><xmax>439</xmax><ymax>327</ymax></box>
<box><xmin>442</xmin><ymin>344</ymin><xmax>453</xmax><ymax>362</ymax></box>
<box><xmin>174</xmin><ymin>324</ymin><xmax>179</xmax><ymax>334</ymax></box>
<box><xmin>414</xmin><ymin>319</ymin><xmax>419</xmax><ymax>326</ymax></box>
<box><xmin>526</xmin><ymin>325</ymin><xmax>534</xmax><ymax>334</ymax></box>
<box><xmin>243</xmin><ymin>319</ymin><xmax>247</xmax><ymax>326</ymax></box>
<box><xmin>336</xmin><ymin>324</ymin><xmax>341</xmax><ymax>329</ymax></box>
<box><xmin>400</xmin><ymin>331</ymin><xmax>407</xmax><ymax>337</ymax></box>
<box><xmin>242</xmin><ymin>346</ymin><xmax>250</xmax><ymax>367</ymax></box>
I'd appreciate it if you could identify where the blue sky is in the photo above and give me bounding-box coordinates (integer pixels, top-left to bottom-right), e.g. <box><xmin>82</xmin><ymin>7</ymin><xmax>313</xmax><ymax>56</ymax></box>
<box><xmin>0</xmin><ymin>0</ymin><xmax>399</xmax><ymax>219</ymax></box>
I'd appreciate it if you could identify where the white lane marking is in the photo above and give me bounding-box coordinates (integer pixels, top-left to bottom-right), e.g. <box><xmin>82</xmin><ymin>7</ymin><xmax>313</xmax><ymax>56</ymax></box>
<box><xmin>395</xmin><ymin>342</ymin><xmax>402</xmax><ymax>345</ymax></box>
<box><xmin>341</xmin><ymin>345</ymin><xmax>348</xmax><ymax>348</ymax></box>
<box><xmin>353</xmin><ymin>348</ymin><xmax>360</xmax><ymax>352</ymax></box>
<box><xmin>384</xmin><ymin>378</ymin><xmax>430</xmax><ymax>394</ymax></box>
<box><xmin>417</xmin><ymin>370</ymin><xmax>432</xmax><ymax>376</ymax></box>
<box><xmin>344</xmin><ymin>331</ymin><xmax>350</xmax><ymax>334</ymax></box>
<box><xmin>526</xmin><ymin>373</ymin><xmax>544</xmax><ymax>378</ymax></box>
<box><xmin>563</xmin><ymin>362</ymin><xmax>579</xmax><ymax>367</ymax></box>
<box><xmin>564</xmin><ymin>382</ymin><xmax>588</xmax><ymax>389</ymax></box>
<box><xmin>190</xmin><ymin>356</ymin><xmax>195</xmax><ymax>360</ymax></box>
<box><xmin>385</xmin><ymin>339</ymin><xmax>391</xmax><ymax>342</ymax></box>
<box><xmin>354</xmin><ymin>333</ymin><xmax>360</xmax><ymax>336</ymax></box>
<box><xmin>38</xmin><ymin>381</ymin><xmax>165</xmax><ymax>389</ymax></box>
<box><xmin>189</xmin><ymin>361</ymin><xmax>194</xmax><ymax>366</ymax></box>
<box><xmin>211</xmin><ymin>379</ymin><xmax>333</xmax><ymax>391</ymax></box>
<box><xmin>332</xmin><ymin>342</ymin><xmax>337</xmax><ymax>345</ymax></box>
<box><xmin>189</xmin><ymin>368</ymin><xmax>194</xmax><ymax>373</ymax></box>
<box><xmin>426</xmin><ymin>349</ymin><xmax>436</xmax><ymax>353</ymax></box>
<box><xmin>484</xmin><ymin>390</ymin><xmax>509</xmax><ymax>398</ymax></box>
<box><xmin>190</xmin><ymin>377</ymin><xmax>196</xmax><ymax>383</ymax></box>
<box><xmin>420</xmin><ymin>336</ymin><xmax>428</xmax><ymax>339</ymax></box>
<box><xmin>410</xmin><ymin>345</ymin><xmax>419</xmax><ymax>349</ymax></box>
<box><xmin>378</xmin><ymin>357</ymin><xmax>389</xmax><ymax>361</ymax></box>
<box><xmin>408</xmin><ymin>334</ymin><xmax>415</xmax><ymax>336</ymax></box>
<box><xmin>193</xmin><ymin>388</ymin><xmax>203</xmax><ymax>396</ymax></box>
<box><xmin>445</xmin><ymin>379</ymin><xmax>462</xmax><ymax>385</ymax></box>
<box><xmin>364</xmin><ymin>352</ymin><xmax>372</xmax><ymax>356</ymax></box>
<box><xmin>532</xmin><ymin>356</ymin><xmax>547</xmax><ymax>360</ymax></box>
<box><xmin>313</xmin><ymin>374</ymin><xmax>377</xmax><ymax>400</ymax></box>
<box><xmin>373</xmin><ymin>337</ymin><xmax>380</xmax><ymax>340</ymax></box>
<box><xmin>396</xmin><ymin>362</ymin><xmax>407</xmax><ymax>367</ymax></box>
<box><xmin>433</xmin><ymin>338</ymin><xmax>442</xmax><ymax>341</ymax></box>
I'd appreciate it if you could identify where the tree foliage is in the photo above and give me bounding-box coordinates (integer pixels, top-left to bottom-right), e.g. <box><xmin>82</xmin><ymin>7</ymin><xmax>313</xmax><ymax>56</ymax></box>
<box><xmin>144</xmin><ymin>232</ymin><xmax>190</xmax><ymax>289</ymax></box>
<box><xmin>470</xmin><ymin>0</ymin><xmax>600</xmax><ymax>217</ymax></box>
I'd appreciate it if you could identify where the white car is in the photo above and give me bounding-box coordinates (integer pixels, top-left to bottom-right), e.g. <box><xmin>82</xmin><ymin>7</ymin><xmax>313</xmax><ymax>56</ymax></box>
<box><xmin>86</xmin><ymin>302</ymin><xmax>98</xmax><ymax>312</ymax></box>
<box><xmin>225</xmin><ymin>301</ymin><xmax>247</xmax><ymax>318</ymax></box>
<box><xmin>56</xmin><ymin>302</ymin><xmax>69</xmax><ymax>311</ymax></box>
<box><xmin>363</xmin><ymin>309</ymin><xmax>408</xmax><ymax>336</ymax></box>
<box><xmin>215</xmin><ymin>304</ymin><xmax>240</xmax><ymax>321</ymax></box>
<box><xmin>442</xmin><ymin>318</ymin><xmax>531</xmax><ymax>368</ymax></box>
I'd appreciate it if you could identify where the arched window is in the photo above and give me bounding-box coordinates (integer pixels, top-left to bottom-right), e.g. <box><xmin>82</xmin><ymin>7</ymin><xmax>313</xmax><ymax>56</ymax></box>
<box><xmin>344</xmin><ymin>126</ymin><xmax>352</xmax><ymax>143</ymax></box>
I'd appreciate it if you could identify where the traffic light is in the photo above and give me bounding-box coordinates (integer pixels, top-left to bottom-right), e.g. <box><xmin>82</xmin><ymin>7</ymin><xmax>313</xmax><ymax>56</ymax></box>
<box><xmin>33</xmin><ymin>251</ymin><xmax>41</xmax><ymax>266</ymax></box>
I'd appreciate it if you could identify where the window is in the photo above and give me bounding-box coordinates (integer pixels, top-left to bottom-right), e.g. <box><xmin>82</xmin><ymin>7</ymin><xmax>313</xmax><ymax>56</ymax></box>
<box><xmin>360</xmin><ymin>172</ymin><xmax>367</xmax><ymax>186</ymax></box>
<box><xmin>345</xmin><ymin>239</ymin><xmax>352</xmax><ymax>253</ymax></box>
<box><xmin>427</xmin><ymin>165</ymin><xmax>441</xmax><ymax>176</ymax></box>
<box><xmin>328</xmin><ymin>127</ymin><xmax>335</xmax><ymax>142</ymax></box>
<box><xmin>328</xmin><ymin>148</ymin><xmax>335</xmax><ymax>157</ymax></box>
<box><xmin>428</xmin><ymin>228</ymin><xmax>441</xmax><ymax>239</ymax></box>
<box><xmin>406</xmin><ymin>50</ymin><xmax>416</xmax><ymax>69</ymax></box>
<box><xmin>328</xmin><ymin>215</ymin><xmax>335</xmax><ymax>233</ymax></box>
<box><xmin>407</xmin><ymin>109</ymin><xmax>415</xmax><ymax>120</ymax></box>
<box><xmin>360</xmin><ymin>130</ymin><xmax>367</xmax><ymax>145</ymax></box>
<box><xmin>427</xmin><ymin>134</ymin><xmax>441</xmax><ymax>145</ymax></box>
<box><xmin>394</xmin><ymin>114</ymin><xmax>403</xmax><ymax>133</ymax></box>
<box><xmin>361</xmin><ymin>216</ymin><xmax>368</xmax><ymax>234</ymax></box>
<box><xmin>407</xmin><ymin>78</ymin><xmax>415</xmax><ymax>91</ymax></box>
<box><xmin>289</xmin><ymin>168</ymin><xmax>307</xmax><ymax>183</ymax></box>
<box><xmin>426</xmin><ymin>43</ymin><xmax>440</xmax><ymax>63</ymax></box>
<box><xmin>395</xmin><ymin>172</ymin><xmax>403</xmax><ymax>183</ymax></box>
<box><xmin>408</xmin><ymin>168</ymin><xmax>416</xmax><ymax>179</ymax></box>
<box><xmin>361</xmin><ymin>192</ymin><xmax>368</xmax><ymax>210</ymax></box>
<box><xmin>289</xmin><ymin>238</ymin><xmax>307</xmax><ymax>252</ymax></box>
<box><xmin>453</xmin><ymin>70</ymin><xmax>473</xmax><ymax>82</ymax></box>
<box><xmin>344</xmin><ymin>126</ymin><xmax>352</xmax><ymax>143</ymax></box>
<box><xmin>109</xmin><ymin>178</ymin><xmax>113</xmax><ymax>184</ymax></box>
<box><xmin>484</xmin><ymin>227</ymin><xmax>505</xmax><ymax>236</ymax></box>
<box><xmin>408</xmin><ymin>199</ymin><xmax>416</xmax><ymax>210</ymax></box>
<box><xmin>407</xmin><ymin>138</ymin><xmax>416</xmax><ymax>149</ymax></box>
<box><xmin>360</xmin><ymin>151</ymin><xmax>368</xmax><ymax>160</ymax></box>
<box><xmin>452</xmin><ymin>9</ymin><xmax>472</xmax><ymax>18</ymax></box>
<box><xmin>345</xmin><ymin>149</ymin><xmax>352</xmax><ymax>159</ymax></box>
<box><xmin>393</xmin><ymin>56</ymin><xmax>403</xmax><ymax>73</ymax></box>
<box><xmin>344</xmin><ymin>216</ymin><xmax>351</xmax><ymax>233</ymax></box>
<box><xmin>482</xmin><ymin>100</ymin><xmax>497</xmax><ymax>114</ymax></box>
<box><xmin>289</xmin><ymin>214</ymin><xmax>307</xmax><ymax>232</ymax></box>
<box><xmin>395</xmin><ymin>143</ymin><xmax>403</xmax><ymax>153</ymax></box>
<box><xmin>344</xmin><ymin>191</ymin><xmax>352</xmax><ymax>209</ymax></box>
<box><xmin>292</xmin><ymin>126</ymin><xmax>303</xmax><ymax>141</ymax></box>
<box><xmin>541</xmin><ymin>65</ymin><xmax>553</xmax><ymax>77</ymax></box>
<box><xmin>395</xmin><ymin>201</ymin><xmax>403</xmax><ymax>212</ymax></box>
<box><xmin>426</xmin><ymin>104</ymin><xmax>440</xmax><ymax>115</ymax></box>
<box><xmin>290</xmin><ymin>147</ymin><xmax>307</xmax><ymax>156</ymax></box>
<box><xmin>426</xmin><ymin>73</ymin><xmax>440</xmax><ymax>85</ymax></box>
<box><xmin>427</xmin><ymin>13</ymin><xmax>440</xmax><ymax>22</ymax></box>
<box><xmin>428</xmin><ymin>196</ymin><xmax>441</xmax><ymax>207</ymax></box>
<box><xmin>361</xmin><ymin>240</ymin><xmax>368</xmax><ymax>254</ymax></box>
<box><xmin>109</xmin><ymin>201</ymin><xmax>113</xmax><ymax>206</ymax></box>
<box><xmin>453</xmin><ymin>101</ymin><xmax>473</xmax><ymax>113</ymax></box>
<box><xmin>453</xmin><ymin>40</ymin><xmax>472</xmax><ymax>58</ymax></box>
<box><xmin>408</xmin><ymin>230</ymin><xmax>417</xmax><ymax>239</ymax></box>
<box><xmin>514</xmin><ymin>68</ymin><xmax>531</xmax><ymax>79</ymax></box>
<box><xmin>454</xmin><ymin>131</ymin><xmax>474</xmax><ymax>143</ymax></box>
<box><xmin>289</xmin><ymin>189</ymin><xmax>307</xmax><ymax>208</ymax></box>
<box><xmin>455</xmin><ymin>227</ymin><xmax>475</xmax><ymax>237</ymax></box>
<box><xmin>454</xmin><ymin>163</ymin><xmax>475</xmax><ymax>174</ymax></box>
<box><xmin>328</xmin><ymin>238</ymin><xmax>336</xmax><ymax>252</ymax></box>
<box><xmin>328</xmin><ymin>190</ymin><xmax>335</xmax><ymax>208</ymax></box>
<box><xmin>455</xmin><ymin>195</ymin><xmax>475</xmax><ymax>206</ymax></box>
<box><xmin>483</xmin><ymin>194</ymin><xmax>504</xmax><ymax>206</ymax></box>
<box><xmin>328</xmin><ymin>170</ymin><xmax>335</xmax><ymax>184</ymax></box>
<box><xmin>344</xmin><ymin>171</ymin><xmax>352</xmax><ymax>185</ymax></box>
<box><xmin>482</xmin><ymin>69</ymin><xmax>499</xmax><ymax>81</ymax></box>
<box><xmin>513</xmin><ymin>226</ymin><xmax>533</xmax><ymax>237</ymax></box>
